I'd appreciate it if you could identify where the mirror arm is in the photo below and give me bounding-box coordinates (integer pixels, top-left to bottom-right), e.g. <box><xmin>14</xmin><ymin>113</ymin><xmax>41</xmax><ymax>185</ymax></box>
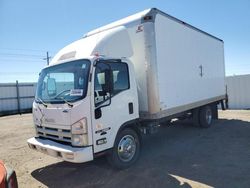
<box><xmin>97</xmin><ymin>96</ymin><xmax>111</xmax><ymax>110</ymax></box>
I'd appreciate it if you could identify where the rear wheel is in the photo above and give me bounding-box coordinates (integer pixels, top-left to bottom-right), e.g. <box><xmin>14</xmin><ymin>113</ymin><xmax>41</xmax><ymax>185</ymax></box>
<box><xmin>192</xmin><ymin>108</ymin><xmax>200</xmax><ymax>127</ymax></box>
<box><xmin>161</xmin><ymin>119</ymin><xmax>171</xmax><ymax>126</ymax></box>
<box><xmin>107</xmin><ymin>128</ymin><xmax>140</xmax><ymax>169</ymax></box>
<box><xmin>199</xmin><ymin>105</ymin><xmax>213</xmax><ymax>128</ymax></box>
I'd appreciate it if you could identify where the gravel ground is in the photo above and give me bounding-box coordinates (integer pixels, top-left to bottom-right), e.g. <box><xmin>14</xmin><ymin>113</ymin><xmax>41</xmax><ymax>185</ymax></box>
<box><xmin>0</xmin><ymin>110</ymin><xmax>250</xmax><ymax>188</ymax></box>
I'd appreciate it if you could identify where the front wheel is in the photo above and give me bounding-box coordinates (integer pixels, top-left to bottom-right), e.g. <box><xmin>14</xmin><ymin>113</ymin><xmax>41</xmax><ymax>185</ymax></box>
<box><xmin>107</xmin><ymin>128</ymin><xmax>140</xmax><ymax>169</ymax></box>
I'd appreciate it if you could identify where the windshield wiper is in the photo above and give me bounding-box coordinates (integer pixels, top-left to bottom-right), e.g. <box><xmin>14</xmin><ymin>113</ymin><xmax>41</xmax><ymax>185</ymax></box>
<box><xmin>55</xmin><ymin>97</ymin><xmax>74</xmax><ymax>108</ymax></box>
<box><xmin>36</xmin><ymin>97</ymin><xmax>48</xmax><ymax>108</ymax></box>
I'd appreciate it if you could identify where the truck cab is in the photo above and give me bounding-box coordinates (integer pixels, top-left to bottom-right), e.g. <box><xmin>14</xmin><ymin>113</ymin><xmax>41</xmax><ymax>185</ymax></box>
<box><xmin>28</xmin><ymin>56</ymin><xmax>140</xmax><ymax>168</ymax></box>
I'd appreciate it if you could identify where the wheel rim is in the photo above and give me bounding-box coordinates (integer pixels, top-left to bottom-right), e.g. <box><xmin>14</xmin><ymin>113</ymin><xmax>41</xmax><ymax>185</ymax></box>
<box><xmin>117</xmin><ymin>135</ymin><xmax>136</xmax><ymax>162</ymax></box>
<box><xmin>206</xmin><ymin>107</ymin><xmax>212</xmax><ymax>125</ymax></box>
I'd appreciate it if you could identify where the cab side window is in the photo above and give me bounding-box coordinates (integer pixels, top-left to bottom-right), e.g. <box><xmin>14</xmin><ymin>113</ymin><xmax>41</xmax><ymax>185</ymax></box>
<box><xmin>94</xmin><ymin>62</ymin><xmax>129</xmax><ymax>106</ymax></box>
<box><xmin>112</xmin><ymin>63</ymin><xmax>129</xmax><ymax>94</ymax></box>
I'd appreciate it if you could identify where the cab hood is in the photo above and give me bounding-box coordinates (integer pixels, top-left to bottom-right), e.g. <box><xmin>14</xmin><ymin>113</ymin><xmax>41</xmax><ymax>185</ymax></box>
<box><xmin>33</xmin><ymin>98</ymin><xmax>91</xmax><ymax>129</ymax></box>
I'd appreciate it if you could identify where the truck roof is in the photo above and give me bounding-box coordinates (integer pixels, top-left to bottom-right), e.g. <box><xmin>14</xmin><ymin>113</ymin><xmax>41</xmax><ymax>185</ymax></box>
<box><xmin>84</xmin><ymin>8</ymin><xmax>223</xmax><ymax>42</ymax></box>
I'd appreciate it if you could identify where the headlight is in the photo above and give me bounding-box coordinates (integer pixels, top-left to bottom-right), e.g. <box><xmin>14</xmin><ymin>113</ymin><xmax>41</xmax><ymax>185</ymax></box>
<box><xmin>72</xmin><ymin>134</ymin><xmax>88</xmax><ymax>146</ymax></box>
<box><xmin>71</xmin><ymin>118</ymin><xmax>87</xmax><ymax>134</ymax></box>
<box><xmin>71</xmin><ymin>118</ymin><xmax>88</xmax><ymax>146</ymax></box>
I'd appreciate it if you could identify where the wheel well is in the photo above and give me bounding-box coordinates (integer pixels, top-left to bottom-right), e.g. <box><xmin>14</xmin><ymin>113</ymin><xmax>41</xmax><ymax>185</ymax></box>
<box><xmin>117</xmin><ymin>120</ymin><xmax>142</xmax><ymax>143</ymax></box>
<box><xmin>191</xmin><ymin>102</ymin><xmax>219</xmax><ymax>123</ymax></box>
<box><xmin>192</xmin><ymin>102</ymin><xmax>218</xmax><ymax>114</ymax></box>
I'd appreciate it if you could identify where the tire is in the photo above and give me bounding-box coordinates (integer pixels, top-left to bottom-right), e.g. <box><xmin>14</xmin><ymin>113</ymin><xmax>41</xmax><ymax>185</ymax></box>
<box><xmin>199</xmin><ymin>105</ymin><xmax>213</xmax><ymax>128</ymax></box>
<box><xmin>192</xmin><ymin>108</ymin><xmax>200</xmax><ymax>127</ymax></box>
<box><xmin>161</xmin><ymin>119</ymin><xmax>171</xmax><ymax>126</ymax></box>
<box><xmin>211</xmin><ymin>103</ymin><xmax>218</xmax><ymax>120</ymax></box>
<box><xmin>107</xmin><ymin>128</ymin><xmax>140</xmax><ymax>169</ymax></box>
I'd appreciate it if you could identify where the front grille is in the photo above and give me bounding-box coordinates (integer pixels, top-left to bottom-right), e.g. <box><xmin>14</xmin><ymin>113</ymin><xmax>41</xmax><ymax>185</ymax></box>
<box><xmin>36</xmin><ymin>125</ymin><xmax>71</xmax><ymax>143</ymax></box>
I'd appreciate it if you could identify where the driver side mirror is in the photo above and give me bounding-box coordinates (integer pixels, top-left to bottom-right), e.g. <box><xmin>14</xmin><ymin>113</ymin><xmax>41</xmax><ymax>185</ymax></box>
<box><xmin>47</xmin><ymin>78</ymin><xmax>56</xmax><ymax>96</ymax></box>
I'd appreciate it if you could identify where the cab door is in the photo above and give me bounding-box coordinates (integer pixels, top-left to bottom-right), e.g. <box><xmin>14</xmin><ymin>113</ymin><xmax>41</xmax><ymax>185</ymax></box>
<box><xmin>91</xmin><ymin>60</ymin><xmax>138</xmax><ymax>153</ymax></box>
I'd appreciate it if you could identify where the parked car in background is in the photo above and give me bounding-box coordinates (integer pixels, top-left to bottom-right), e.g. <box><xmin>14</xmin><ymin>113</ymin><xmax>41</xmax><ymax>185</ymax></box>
<box><xmin>0</xmin><ymin>160</ymin><xmax>18</xmax><ymax>188</ymax></box>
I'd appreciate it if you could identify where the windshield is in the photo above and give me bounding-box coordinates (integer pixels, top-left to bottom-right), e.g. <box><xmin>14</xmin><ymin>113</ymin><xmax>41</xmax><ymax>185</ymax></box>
<box><xmin>36</xmin><ymin>59</ymin><xmax>90</xmax><ymax>103</ymax></box>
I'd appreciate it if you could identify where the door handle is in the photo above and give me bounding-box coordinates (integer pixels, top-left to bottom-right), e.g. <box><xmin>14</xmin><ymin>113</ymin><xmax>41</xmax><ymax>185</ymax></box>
<box><xmin>128</xmin><ymin>102</ymin><xmax>133</xmax><ymax>114</ymax></box>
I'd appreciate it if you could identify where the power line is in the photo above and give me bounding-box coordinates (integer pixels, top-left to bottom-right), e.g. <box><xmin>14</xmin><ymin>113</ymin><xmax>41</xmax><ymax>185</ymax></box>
<box><xmin>0</xmin><ymin>52</ymin><xmax>44</xmax><ymax>58</ymax></box>
<box><xmin>0</xmin><ymin>72</ymin><xmax>39</xmax><ymax>75</ymax></box>
<box><xmin>43</xmin><ymin>51</ymin><xmax>51</xmax><ymax>65</ymax></box>
<box><xmin>0</xmin><ymin>58</ymin><xmax>45</xmax><ymax>63</ymax></box>
<box><xmin>0</xmin><ymin>51</ymin><xmax>53</xmax><ymax>65</ymax></box>
<box><xmin>0</xmin><ymin>57</ymin><xmax>44</xmax><ymax>60</ymax></box>
<box><xmin>0</xmin><ymin>47</ymin><xmax>56</xmax><ymax>53</ymax></box>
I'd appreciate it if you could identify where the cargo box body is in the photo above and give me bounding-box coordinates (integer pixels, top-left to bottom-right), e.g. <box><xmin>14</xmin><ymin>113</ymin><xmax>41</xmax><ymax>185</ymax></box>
<box><xmin>100</xmin><ymin>8</ymin><xmax>226</xmax><ymax>119</ymax></box>
<box><xmin>137</xmin><ymin>9</ymin><xmax>225</xmax><ymax>119</ymax></box>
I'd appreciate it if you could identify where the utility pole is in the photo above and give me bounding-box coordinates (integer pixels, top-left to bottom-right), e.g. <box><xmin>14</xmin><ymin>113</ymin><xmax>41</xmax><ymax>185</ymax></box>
<box><xmin>43</xmin><ymin>51</ymin><xmax>51</xmax><ymax>65</ymax></box>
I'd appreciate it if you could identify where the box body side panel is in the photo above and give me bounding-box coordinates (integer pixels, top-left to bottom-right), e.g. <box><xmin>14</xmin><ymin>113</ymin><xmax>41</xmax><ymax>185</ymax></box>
<box><xmin>154</xmin><ymin>14</ymin><xmax>225</xmax><ymax>111</ymax></box>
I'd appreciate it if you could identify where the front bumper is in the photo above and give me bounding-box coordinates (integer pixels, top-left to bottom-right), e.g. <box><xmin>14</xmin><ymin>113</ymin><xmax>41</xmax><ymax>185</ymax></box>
<box><xmin>27</xmin><ymin>137</ymin><xmax>93</xmax><ymax>163</ymax></box>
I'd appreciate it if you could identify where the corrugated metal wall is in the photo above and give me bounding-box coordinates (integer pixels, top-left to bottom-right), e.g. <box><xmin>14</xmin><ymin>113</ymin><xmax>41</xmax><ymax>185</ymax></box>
<box><xmin>0</xmin><ymin>75</ymin><xmax>249</xmax><ymax>116</ymax></box>
<box><xmin>226</xmin><ymin>74</ymin><xmax>250</xmax><ymax>109</ymax></box>
<box><xmin>0</xmin><ymin>81</ymin><xmax>36</xmax><ymax>116</ymax></box>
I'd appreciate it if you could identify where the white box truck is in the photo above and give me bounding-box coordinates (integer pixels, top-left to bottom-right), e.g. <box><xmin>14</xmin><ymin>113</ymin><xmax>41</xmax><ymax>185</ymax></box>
<box><xmin>27</xmin><ymin>8</ymin><xmax>227</xmax><ymax>169</ymax></box>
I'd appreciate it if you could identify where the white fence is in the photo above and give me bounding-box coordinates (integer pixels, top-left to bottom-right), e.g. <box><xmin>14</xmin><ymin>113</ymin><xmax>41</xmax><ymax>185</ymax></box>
<box><xmin>0</xmin><ymin>81</ymin><xmax>36</xmax><ymax>116</ymax></box>
<box><xmin>226</xmin><ymin>74</ymin><xmax>250</xmax><ymax>109</ymax></box>
<box><xmin>0</xmin><ymin>75</ymin><xmax>249</xmax><ymax>116</ymax></box>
